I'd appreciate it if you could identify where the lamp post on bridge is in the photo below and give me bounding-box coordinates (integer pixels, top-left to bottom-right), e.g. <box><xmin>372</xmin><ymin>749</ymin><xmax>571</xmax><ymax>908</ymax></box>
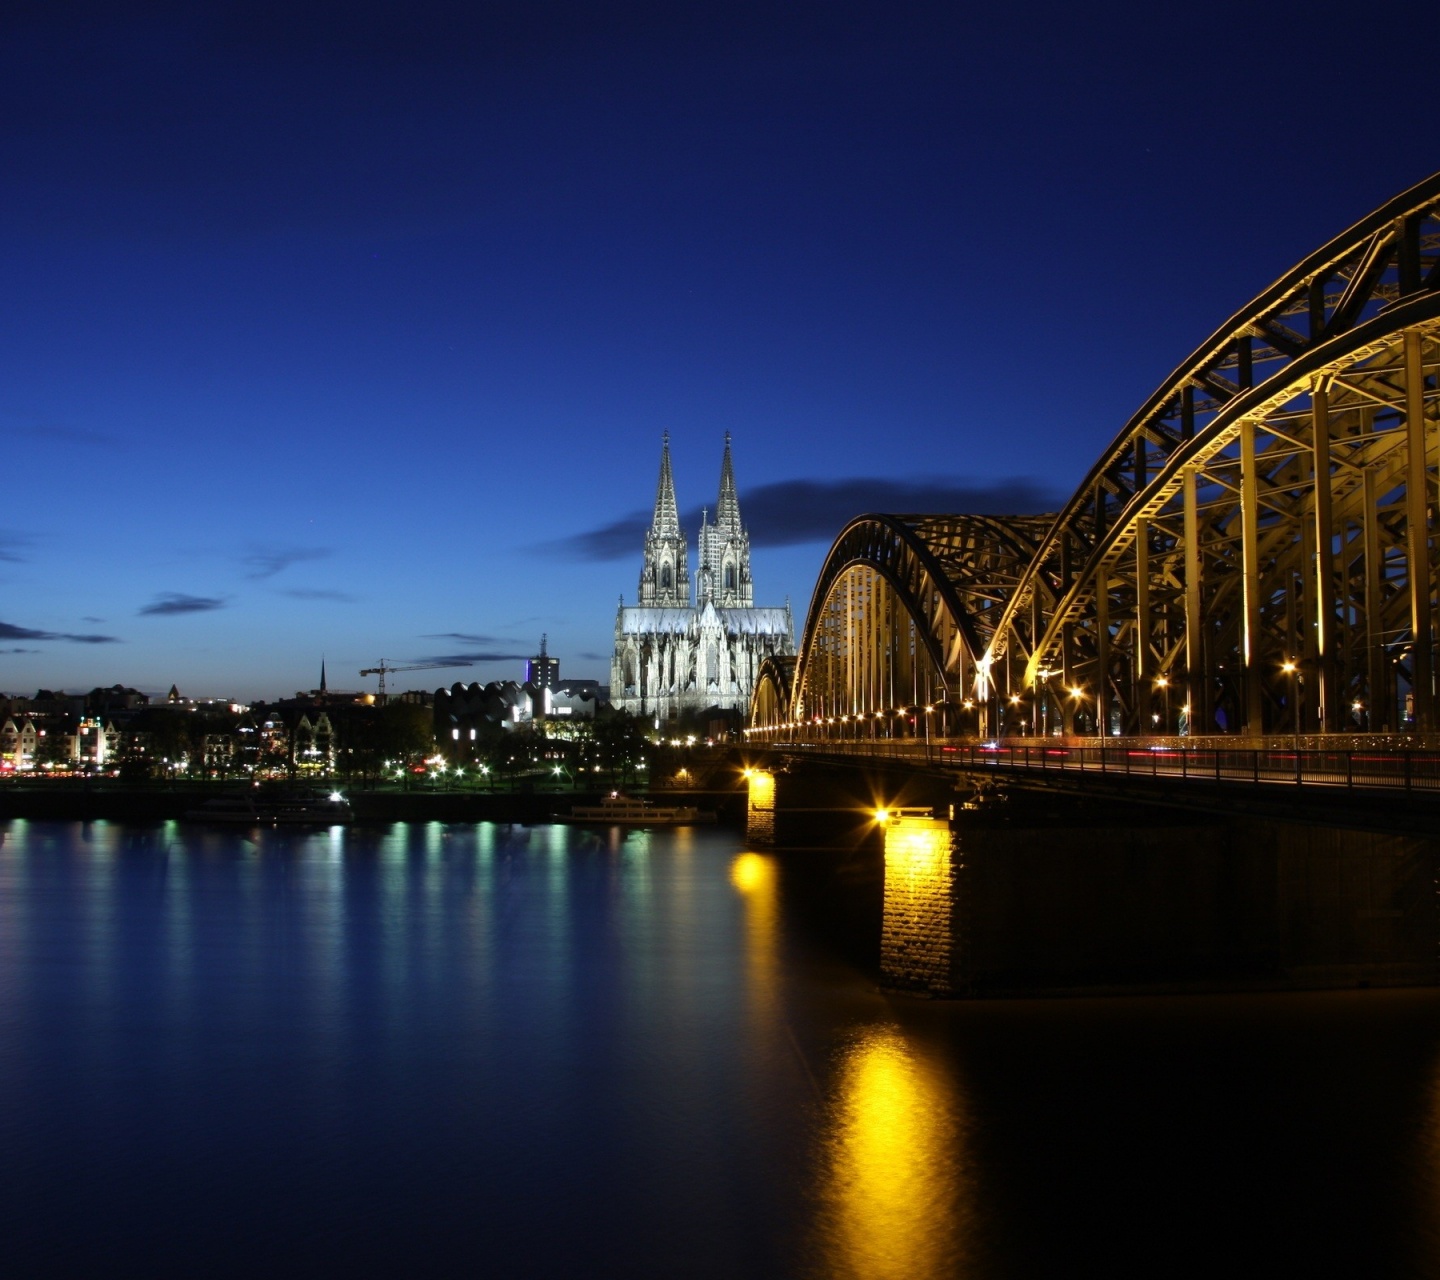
<box><xmin>1281</xmin><ymin>659</ymin><xmax>1299</xmax><ymax>752</ymax></box>
<box><xmin>1036</xmin><ymin>668</ymin><xmax>1055</xmax><ymax>737</ymax></box>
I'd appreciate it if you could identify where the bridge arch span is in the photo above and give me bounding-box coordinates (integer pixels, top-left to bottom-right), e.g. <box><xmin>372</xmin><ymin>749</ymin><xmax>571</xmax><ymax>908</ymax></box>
<box><xmin>984</xmin><ymin>170</ymin><xmax>1440</xmax><ymax>737</ymax></box>
<box><xmin>753</xmin><ymin>170</ymin><xmax>1440</xmax><ymax>743</ymax></box>
<box><xmin>783</xmin><ymin>513</ymin><xmax>1050</xmax><ymax>737</ymax></box>
<box><xmin>750</xmin><ymin>654</ymin><xmax>797</xmax><ymax>729</ymax></box>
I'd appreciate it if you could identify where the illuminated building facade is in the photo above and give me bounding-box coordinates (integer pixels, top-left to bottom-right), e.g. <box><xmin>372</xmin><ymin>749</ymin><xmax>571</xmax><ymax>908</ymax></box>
<box><xmin>525</xmin><ymin>635</ymin><xmax>560</xmax><ymax>692</ymax></box>
<box><xmin>613</xmin><ymin>434</ymin><xmax>794</xmax><ymax>719</ymax></box>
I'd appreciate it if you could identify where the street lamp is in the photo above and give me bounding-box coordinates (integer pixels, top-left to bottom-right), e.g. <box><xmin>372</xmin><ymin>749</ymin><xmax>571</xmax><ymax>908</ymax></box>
<box><xmin>1281</xmin><ymin>660</ymin><xmax>1299</xmax><ymax>750</ymax></box>
<box><xmin>1154</xmin><ymin>675</ymin><xmax>1169</xmax><ymax>736</ymax></box>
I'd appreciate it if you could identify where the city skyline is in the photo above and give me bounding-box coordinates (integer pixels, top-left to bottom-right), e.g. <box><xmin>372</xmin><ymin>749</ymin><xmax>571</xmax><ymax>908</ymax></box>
<box><xmin>2</xmin><ymin>1</ymin><xmax>1432</xmax><ymax>698</ymax></box>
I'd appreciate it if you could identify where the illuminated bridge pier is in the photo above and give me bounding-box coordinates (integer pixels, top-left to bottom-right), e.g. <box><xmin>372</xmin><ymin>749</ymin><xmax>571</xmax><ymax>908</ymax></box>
<box><xmin>745</xmin><ymin>173</ymin><xmax>1440</xmax><ymax>997</ymax></box>
<box><xmin>744</xmin><ymin>760</ymin><xmax>1440</xmax><ymax>997</ymax></box>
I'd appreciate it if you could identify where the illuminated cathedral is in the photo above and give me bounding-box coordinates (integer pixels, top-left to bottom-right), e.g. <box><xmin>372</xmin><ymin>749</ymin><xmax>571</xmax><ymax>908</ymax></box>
<box><xmin>612</xmin><ymin>434</ymin><xmax>794</xmax><ymax>719</ymax></box>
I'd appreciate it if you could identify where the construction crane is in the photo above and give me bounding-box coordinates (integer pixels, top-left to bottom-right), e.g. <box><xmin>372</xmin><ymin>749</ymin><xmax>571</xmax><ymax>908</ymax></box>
<box><xmin>359</xmin><ymin>659</ymin><xmax>472</xmax><ymax>705</ymax></box>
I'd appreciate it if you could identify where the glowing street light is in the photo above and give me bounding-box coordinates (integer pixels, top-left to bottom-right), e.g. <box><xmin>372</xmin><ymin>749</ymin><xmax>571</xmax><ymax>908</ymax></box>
<box><xmin>1281</xmin><ymin>659</ymin><xmax>1299</xmax><ymax>748</ymax></box>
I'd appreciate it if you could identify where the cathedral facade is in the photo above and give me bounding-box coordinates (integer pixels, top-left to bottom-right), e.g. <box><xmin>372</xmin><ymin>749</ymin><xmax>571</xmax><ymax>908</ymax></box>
<box><xmin>612</xmin><ymin>434</ymin><xmax>795</xmax><ymax>720</ymax></box>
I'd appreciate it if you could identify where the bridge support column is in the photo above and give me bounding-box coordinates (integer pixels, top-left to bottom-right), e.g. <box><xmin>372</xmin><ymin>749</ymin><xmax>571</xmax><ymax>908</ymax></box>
<box><xmin>1183</xmin><ymin>466</ymin><xmax>1207</xmax><ymax>733</ymax></box>
<box><xmin>745</xmin><ymin>768</ymin><xmax>775</xmax><ymax>846</ymax></box>
<box><xmin>1404</xmin><ymin>328</ymin><xmax>1434</xmax><ymax>731</ymax></box>
<box><xmin>1240</xmin><ymin>419</ymin><xmax>1266</xmax><ymax>733</ymax></box>
<box><xmin>1363</xmin><ymin>468</ymin><xmax>1390</xmax><ymax>729</ymax></box>
<box><xmin>1312</xmin><ymin>381</ymin><xmax>1337</xmax><ymax>732</ymax></box>
<box><xmin>884</xmin><ymin>796</ymin><xmax>1440</xmax><ymax>998</ymax></box>
<box><xmin>1134</xmin><ymin>518</ymin><xmax>1150</xmax><ymax>732</ymax></box>
<box><xmin>880</xmin><ymin>814</ymin><xmax>960</xmax><ymax>996</ymax></box>
<box><xmin>1095</xmin><ymin>572</ymin><xmax>1110</xmax><ymax>737</ymax></box>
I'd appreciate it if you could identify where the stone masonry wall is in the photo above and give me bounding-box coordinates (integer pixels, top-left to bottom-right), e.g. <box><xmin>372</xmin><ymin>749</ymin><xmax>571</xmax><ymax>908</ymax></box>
<box><xmin>880</xmin><ymin>817</ymin><xmax>959</xmax><ymax>995</ymax></box>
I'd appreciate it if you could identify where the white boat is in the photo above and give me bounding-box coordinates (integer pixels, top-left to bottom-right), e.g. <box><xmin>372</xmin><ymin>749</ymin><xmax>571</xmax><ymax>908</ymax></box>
<box><xmin>563</xmin><ymin>792</ymin><xmax>716</xmax><ymax>826</ymax></box>
<box><xmin>185</xmin><ymin>787</ymin><xmax>353</xmax><ymax>825</ymax></box>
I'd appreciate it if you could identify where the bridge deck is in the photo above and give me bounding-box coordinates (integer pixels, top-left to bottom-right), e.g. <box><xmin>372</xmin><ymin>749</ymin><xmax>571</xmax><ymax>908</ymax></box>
<box><xmin>757</xmin><ymin>740</ymin><xmax>1440</xmax><ymax>830</ymax></box>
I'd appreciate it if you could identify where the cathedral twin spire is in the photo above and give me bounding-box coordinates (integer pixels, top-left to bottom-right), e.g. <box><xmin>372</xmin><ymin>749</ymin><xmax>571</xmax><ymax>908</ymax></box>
<box><xmin>638</xmin><ymin>432</ymin><xmax>690</xmax><ymax>607</ymax></box>
<box><xmin>638</xmin><ymin>432</ymin><xmax>753</xmax><ymax>609</ymax></box>
<box><xmin>651</xmin><ymin>430</ymin><xmax>682</xmax><ymax>538</ymax></box>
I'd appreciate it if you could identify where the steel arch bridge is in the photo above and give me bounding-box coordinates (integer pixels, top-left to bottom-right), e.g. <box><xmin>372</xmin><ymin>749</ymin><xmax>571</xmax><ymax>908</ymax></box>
<box><xmin>752</xmin><ymin>171</ymin><xmax>1440</xmax><ymax>743</ymax></box>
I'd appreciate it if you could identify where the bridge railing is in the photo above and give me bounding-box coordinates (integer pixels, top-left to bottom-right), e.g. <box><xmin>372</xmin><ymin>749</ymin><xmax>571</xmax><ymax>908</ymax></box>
<box><xmin>767</xmin><ymin>738</ymin><xmax>1440</xmax><ymax>794</ymax></box>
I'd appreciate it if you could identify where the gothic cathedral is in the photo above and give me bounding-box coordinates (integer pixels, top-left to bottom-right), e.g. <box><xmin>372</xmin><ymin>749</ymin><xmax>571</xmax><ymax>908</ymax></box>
<box><xmin>612</xmin><ymin>434</ymin><xmax>795</xmax><ymax>719</ymax></box>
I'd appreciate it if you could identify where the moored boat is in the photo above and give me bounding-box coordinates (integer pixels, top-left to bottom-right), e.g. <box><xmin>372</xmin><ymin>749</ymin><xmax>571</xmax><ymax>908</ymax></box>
<box><xmin>562</xmin><ymin>792</ymin><xmax>716</xmax><ymax>826</ymax></box>
<box><xmin>185</xmin><ymin>786</ymin><xmax>353</xmax><ymax>825</ymax></box>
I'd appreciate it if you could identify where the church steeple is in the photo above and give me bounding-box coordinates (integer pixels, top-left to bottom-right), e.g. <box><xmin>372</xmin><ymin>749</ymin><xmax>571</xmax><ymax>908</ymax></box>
<box><xmin>715</xmin><ymin>432</ymin><xmax>741</xmax><ymax>531</ymax></box>
<box><xmin>638</xmin><ymin>432</ymin><xmax>690</xmax><ymax>607</ymax></box>
<box><xmin>698</xmin><ymin>432</ymin><xmax>753</xmax><ymax>608</ymax></box>
<box><xmin>319</xmin><ymin>657</ymin><xmax>327</xmax><ymax>695</ymax></box>
<box><xmin>652</xmin><ymin>430</ymin><xmax>681</xmax><ymax>537</ymax></box>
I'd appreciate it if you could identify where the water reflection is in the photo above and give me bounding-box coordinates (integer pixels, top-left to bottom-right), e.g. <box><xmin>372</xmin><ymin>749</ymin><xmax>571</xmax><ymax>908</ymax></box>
<box><xmin>813</xmin><ymin>1025</ymin><xmax>969</xmax><ymax>1279</ymax></box>
<box><xmin>730</xmin><ymin>851</ymin><xmax>780</xmax><ymax>1026</ymax></box>
<box><xmin>7</xmin><ymin>819</ymin><xmax>1437</xmax><ymax>1278</ymax></box>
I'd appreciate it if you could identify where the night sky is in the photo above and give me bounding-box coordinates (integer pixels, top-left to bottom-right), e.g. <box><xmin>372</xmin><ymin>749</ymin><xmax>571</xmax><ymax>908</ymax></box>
<box><xmin>2</xmin><ymin>1</ymin><xmax>1431</xmax><ymax>700</ymax></box>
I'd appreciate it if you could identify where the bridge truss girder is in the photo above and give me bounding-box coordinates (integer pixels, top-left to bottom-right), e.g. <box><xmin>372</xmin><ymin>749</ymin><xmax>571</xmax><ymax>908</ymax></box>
<box><xmin>985</xmin><ymin>173</ymin><xmax>1440</xmax><ymax>737</ymax></box>
<box><xmin>769</xmin><ymin>514</ymin><xmax>1049</xmax><ymax>734</ymax></box>
<box><xmin>753</xmin><ymin>171</ymin><xmax>1440</xmax><ymax>744</ymax></box>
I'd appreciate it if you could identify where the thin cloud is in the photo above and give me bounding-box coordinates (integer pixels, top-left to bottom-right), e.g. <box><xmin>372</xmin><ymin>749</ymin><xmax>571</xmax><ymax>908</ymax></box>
<box><xmin>544</xmin><ymin>512</ymin><xmax>650</xmax><ymax>562</ymax></box>
<box><xmin>139</xmin><ymin>593</ymin><xmax>228</xmax><ymax>617</ymax></box>
<box><xmin>540</xmin><ymin>475</ymin><xmax>1064</xmax><ymax>560</ymax></box>
<box><xmin>737</xmin><ymin>477</ymin><xmax>1063</xmax><ymax>547</ymax></box>
<box><xmin>0</xmin><ymin>647</ymin><xmax>39</xmax><ymax>653</ymax></box>
<box><xmin>5</xmin><ymin>412</ymin><xmax>116</xmax><ymax>448</ymax></box>
<box><xmin>280</xmin><ymin>587</ymin><xmax>357</xmax><ymax>602</ymax></box>
<box><xmin>242</xmin><ymin>545</ymin><xmax>332</xmax><ymax>580</ymax></box>
<box><xmin>414</xmin><ymin>652</ymin><xmax>524</xmax><ymax>667</ymax></box>
<box><xmin>422</xmin><ymin>632</ymin><xmax>512</xmax><ymax>643</ymax></box>
<box><xmin>0</xmin><ymin>620</ymin><xmax>120</xmax><ymax>644</ymax></box>
<box><xmin>0</xmin><ymin>531</ymin><xmax>32</xmax><ymax>563</ymax></box>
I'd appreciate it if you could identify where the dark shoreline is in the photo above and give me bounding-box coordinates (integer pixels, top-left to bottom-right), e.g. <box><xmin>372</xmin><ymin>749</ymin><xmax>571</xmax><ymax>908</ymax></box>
<box><xmin>0</xmin><ymin>785</ymin><xmax>749</xmax><ymax>826</ymax></box>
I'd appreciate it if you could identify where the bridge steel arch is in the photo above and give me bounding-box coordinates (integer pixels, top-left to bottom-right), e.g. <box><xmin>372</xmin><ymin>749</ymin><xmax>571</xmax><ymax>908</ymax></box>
<box><xmin>754</xmin><ymin>171</ymin><xmax>1440</xmax><ymax>743</ymax></box>
<box><xmin>984</xmin><ymin>171</ymin><xmax>1440</xmax><ymax>738</ymax></box>
<box><xmin>777</xmin><ymin>513</ymin><xmax>1050</xmax><ymax>737</ymax></box>
<box><xmin>751</xmin><ymin>654</ymin><xmax>797</xmax><ymax>728</ymax></box>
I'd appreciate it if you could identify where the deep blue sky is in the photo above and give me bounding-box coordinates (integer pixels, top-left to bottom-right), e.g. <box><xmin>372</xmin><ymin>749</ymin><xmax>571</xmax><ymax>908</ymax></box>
<box><xmin>1</xmin><ymin>0</ymin><xmax>1431</xmax><ymax>699</ymax></box>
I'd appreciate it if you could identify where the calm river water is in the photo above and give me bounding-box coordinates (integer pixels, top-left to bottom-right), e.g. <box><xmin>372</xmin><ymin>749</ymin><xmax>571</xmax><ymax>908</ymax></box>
<box><xmin>3</xmin><ymin>818</ymin><xmax>1440</xmax><ymax>1278</ymax></box>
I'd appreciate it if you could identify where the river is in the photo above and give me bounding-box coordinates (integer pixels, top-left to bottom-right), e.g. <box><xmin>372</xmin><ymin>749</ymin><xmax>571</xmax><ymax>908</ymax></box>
<box><xmin>1</xmin><ymin>818</ymin><xmax>1438</xmax><ymax>1277</ymax></box>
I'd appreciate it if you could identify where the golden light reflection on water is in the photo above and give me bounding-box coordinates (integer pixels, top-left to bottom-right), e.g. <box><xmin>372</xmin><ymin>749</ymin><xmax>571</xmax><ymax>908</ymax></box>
<box><xmin>731</xmin><ymin>850</ymin><xmax>775</xmax><ymax>897</ymax></box>
<box><xmin>814</xmin><ymin>1025</ymin><xmax>968</xmax><ymax>1279</ymax></box>
<box><xmin>731</xmin><ymin>852</ymin><xmax>779</xmax><ymax>1009</ymax></box>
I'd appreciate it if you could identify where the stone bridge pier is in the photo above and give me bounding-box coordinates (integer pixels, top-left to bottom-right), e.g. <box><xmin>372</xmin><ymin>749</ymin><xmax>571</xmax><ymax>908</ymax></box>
<box><xmin>744</xmin><ymin>760</ymin><xmax>956</xmax><ymax>851</ymax></box>
<box><xmin>746</xmin><ymin>766</ymin><xmax>1440</xmax><ymax>997</ymax></box>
